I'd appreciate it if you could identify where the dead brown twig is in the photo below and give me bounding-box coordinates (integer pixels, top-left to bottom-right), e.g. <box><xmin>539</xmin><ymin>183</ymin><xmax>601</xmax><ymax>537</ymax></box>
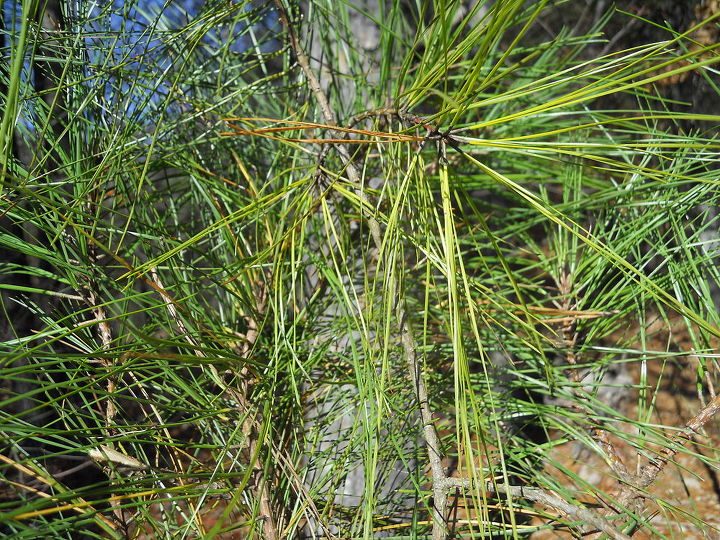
<box><xmin>615</xmin><ymin>391</ymin><xmax>720</xmax><ymax>514</ymax></box>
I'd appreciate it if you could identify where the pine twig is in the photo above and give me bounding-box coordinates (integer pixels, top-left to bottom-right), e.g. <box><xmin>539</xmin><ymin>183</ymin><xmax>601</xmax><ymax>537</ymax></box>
<box><xmin>555</xmin><ymin>270</ymin><xmax>630</xmax><ymax>482</ymax></box>
<box><xmin>485</xmin><ymin>482</ymin><xmax>632</xmax><ymax>540</ymax></box>
<box><xmin>272</xmin><ymin>2</ymin><xmax>455</xmax><ymax>537</ymax></box>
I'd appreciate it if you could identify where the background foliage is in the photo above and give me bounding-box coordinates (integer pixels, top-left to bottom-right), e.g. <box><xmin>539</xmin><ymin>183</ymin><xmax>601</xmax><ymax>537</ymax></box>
<box><xmin>1</xmin><ymin>0</ymin><xmax>720</xmax><ymax>538</ymax></box>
